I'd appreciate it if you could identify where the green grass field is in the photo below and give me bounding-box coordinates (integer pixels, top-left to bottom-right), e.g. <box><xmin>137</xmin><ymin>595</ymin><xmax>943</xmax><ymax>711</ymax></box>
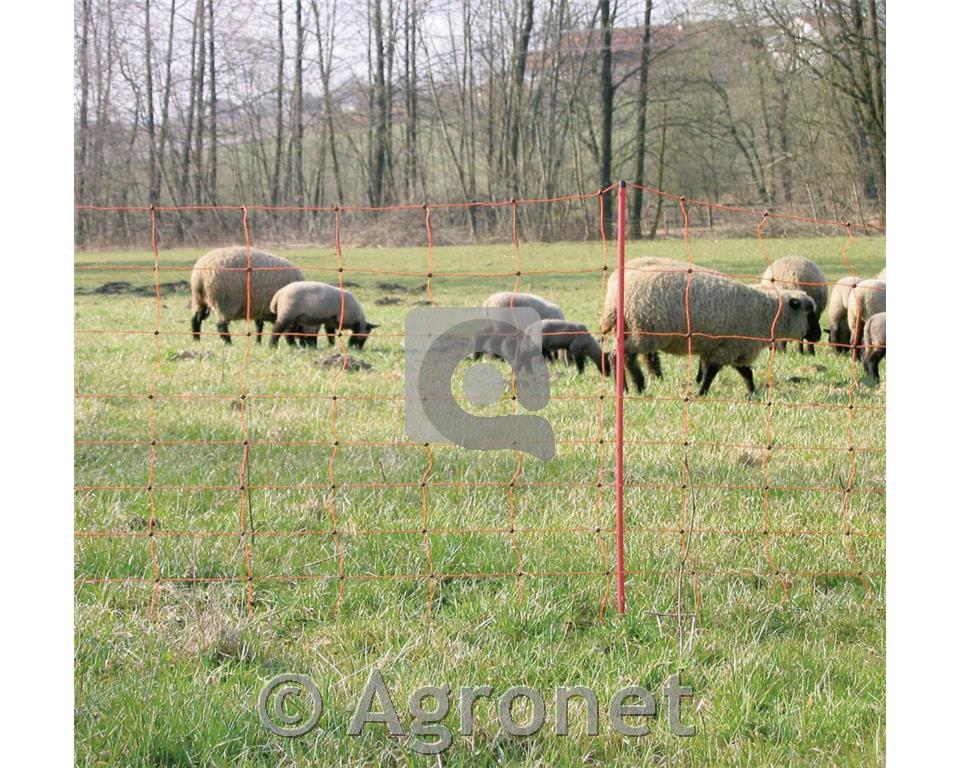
<box><xmin>75</xmin><ymin>233</ymin><xmax>885</xmax><ymax>766</ymax></box>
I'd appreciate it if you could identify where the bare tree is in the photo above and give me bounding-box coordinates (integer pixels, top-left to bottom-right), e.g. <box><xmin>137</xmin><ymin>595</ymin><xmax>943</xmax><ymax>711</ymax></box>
<box><xmin>506</xmin><ymin>0</ymin><xmax>535</xmax><ymax>198</ymax></box>
<box><xmin>598</xmin><ymin>0</ymin><xmax>615</xmax><ymax>229</ymax></box>
<box><xmin>630</xmin><ymin>0</ymin><xmax>654</xmax><ymax>236</ymax></box>
<box><xmin>760</xmin><ymin>0</ymin><xmax>885</xmax><ymax>205</ymax></box>
<box><xmin>310</xmin><ymin>0</ymin><xmax>344</xmax><ymax>205</ymax></box>
<box><xmin>144</xmin><ymin>0</ymin><xmax>158</xmax><ymax>207</ymax></box>
<box><xmin>367</xmin><ymin>0</ymin><xmax>395</xmax><ymax>206</ymax></box>
<box><xmin>207</xmin><ymin>0</ymin><xmax>218</xmax><ymax>205</ymax></box>
<box><xmin>271</xmin><ymin>0</ymin><xmax>285</xmax><ymax>207</ymax></box>
<box><xmin>292</xmin><ymin>0</ymin><xmax>305</xmax><ymax>207</ymax></box>
<box><xmin>76</xmin><ymin>0</ymin><xmax>92</xmax><ymax>242</ymax></box>
<box><xmin>75</xmin><ymin>0</ymin><xmax>885</xmax><ymax>240</ymax></box>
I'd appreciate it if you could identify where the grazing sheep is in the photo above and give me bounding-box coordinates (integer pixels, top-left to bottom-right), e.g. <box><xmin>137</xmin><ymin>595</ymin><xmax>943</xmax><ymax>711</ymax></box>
<box><xmin>476</xmin><ymin>292</ymin><xmax>566</xmax><ymax>360</ymax></box>
<box><xmin>599</xmin><ymin>257</ymin><xmax>819</xmax><ymax>395</ymax></box>
<box><xmin>846</xmin><ymin>279</ymin><xmax>886</xmax><ymax>359</ymax></box>
<box><xmin>190</xmin><ymin>246</ymin><xmax>304</xmax><ymax>344</ymax></box>
<box><xmin>760</xmin><ymin>256</ymin><xmax>828</xmax><ymax>354</ymax></box>
<box><xmin>482</xmin><ymin>291</ymin><xmax>566</xmax><ymax>319</ymax></box>
<box><xmin>876</xmin><ymin>267</ymin><xmax>886</xmax><ymax>281</ymax></box>
<box><xmin>269</xmin><ymin>281</ymin><xmax>378</xmax><ymax>349</ymax></box>
<box><xmin>862</xmin><ymin>312</ymin><xmax>886</xmax><ymax>381</ymax></box>
<box><xmin>826</xmin><ymin>275</ymin><xmax>860</xmax><ymax>354</ymax></box>
<box><xmin>528</xmin><ymin>319</ymin><xmax>611</xmax><ymax>376</ymax></box>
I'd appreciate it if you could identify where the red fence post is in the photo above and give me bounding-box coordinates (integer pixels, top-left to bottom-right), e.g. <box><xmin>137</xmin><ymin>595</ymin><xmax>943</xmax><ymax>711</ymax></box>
<box><xmin>615</xmin><ymin>180</ymin><xmax>627</xmax><ymax>614</ymax></box>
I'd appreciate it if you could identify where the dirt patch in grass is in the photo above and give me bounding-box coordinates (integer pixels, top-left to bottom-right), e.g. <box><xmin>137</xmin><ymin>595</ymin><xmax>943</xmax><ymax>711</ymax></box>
<box><xmin>166</xmin><ymin>349</ymin><xmax>213</xmax><ymax>361</ymax></box>
<box><xmin>375</xmin><ymin>281</ymin><xmax>427</xmax><ymax>294</ymax></box>
<box><xmin>316</xmin><ymin>354</ymin><xmax>373</xmax><ymax>371</ymax></box>
<box><xmin>77</xmin><ymin>280</ymin><xmax>191</xmax><ymax>297</ymax></box>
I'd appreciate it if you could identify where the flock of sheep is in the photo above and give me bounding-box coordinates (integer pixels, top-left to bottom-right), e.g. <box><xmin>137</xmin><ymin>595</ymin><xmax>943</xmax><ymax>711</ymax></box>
<box><xmin>189</xmin><ymin>246</ymin><xmax>887</xmax><ymax>393</ymax></box>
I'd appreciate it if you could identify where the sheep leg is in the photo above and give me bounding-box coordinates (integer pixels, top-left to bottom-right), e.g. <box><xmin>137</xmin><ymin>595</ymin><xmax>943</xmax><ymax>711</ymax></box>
<box><xmin>190</xmin><ymin>312</ymin><xmax>203</xmax><ymax>341</ymax></box>
<box><xmin>290</xmin><ymin>324</ymin><xmax>304</xmax><ymax>347</ymax></box>
<box><xmin>734</xmin><ymin>365</ymin><xmax>756</xmax><ymax>395</ymax></box>
<box><xmin>255</xmin><ymin>319</ymin><xmax>264</xmax><ymax>345</ymax></box>
<box><xmin>643</xmin><ymin>352</ymin><xmax>663</xmax><ymax>379</ymax></box>
<box><xmin>287</xmin><ymin>323</ymin><xmax>301</xmax><ymax>347</ymax></box>
<box><xmin>216</xmin><ymin>320</ymin><xmax>232</xmax><ymax>345</ymax></box>
<box><xmin>625</xmin><ymin>353</ymin><xmax>646</xmax><ymax>394</ymax></box>
<box><xmin>592</xmin><ymin>350</ymin><xmax>609</xmax><ymax>375</ymax></box>
<box><xmin>695</xmin><ymin>359</ymin><xmax>703</xmax><ymax>384</ymax></box>
<box><xmin>829</xmin><ymin>327</ymin><xmax>848</xmax><ymax>355</ymax></box>
<box><xmin>324</xmin><ymin>322</ymin><xmax>337</xmax><ymax>347</ymax></box>
<box><xmin>850</xmin><ymin>321</ymin><xmax>864</xmax><ymax>361</ymax></box>
<box><xmin>269</xmin><ymin>319</ymin><xmax>289</xmax><ymax>348</ymax></box>
<box><xmin>574</xmin><ymin>352</ymin><xmax>585</xmax><ymax>374</ymax></box>
<box><xmin>698</xmin><ymin>362</ymin><xmax>722</xmax><ymax>396</ymax></box>
<box><xmin>290</xmin><ymin>324</ymin><xmax>310</xmax><ymax>347</ymax></box>
<box><xmin>864</xmin><ymin>350</ymin><xmax>884</xmax><ymax>381</ymax></box>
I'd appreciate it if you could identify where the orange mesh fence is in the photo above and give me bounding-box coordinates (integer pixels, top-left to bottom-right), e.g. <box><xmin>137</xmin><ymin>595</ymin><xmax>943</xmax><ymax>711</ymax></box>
<box><xmin>74</xmin><ymin>182</ymin><xmax>885</xmax><ymax>622</ymax></box>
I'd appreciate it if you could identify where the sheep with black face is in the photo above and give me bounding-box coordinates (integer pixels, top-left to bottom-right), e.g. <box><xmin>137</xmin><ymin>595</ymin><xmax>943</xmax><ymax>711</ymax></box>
<box><xmin>760</xmin><ymin>256</ymin><xmax>828</xmax><ymax>355</ymax></box>
<box><xmin>526</xmin><ymin>319</ymin><xmax>611</xmax><ymax>376</ymax></box>
<box><xmin>600</xmin><ymin>257</ymin><xmax>819</xmax><ymax>395</ymax></box>
<box><xmin>268</xmin><ymin>281</ymin><xmax>378</xmax><ymax>349</ymax></box>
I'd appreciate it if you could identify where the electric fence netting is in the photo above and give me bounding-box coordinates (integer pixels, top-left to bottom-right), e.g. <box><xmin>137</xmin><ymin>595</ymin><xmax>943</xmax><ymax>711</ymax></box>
<box><xmin>74</xmin><ymin>183</ymin><xmax>884</xmax><ymax>628</ymax></box>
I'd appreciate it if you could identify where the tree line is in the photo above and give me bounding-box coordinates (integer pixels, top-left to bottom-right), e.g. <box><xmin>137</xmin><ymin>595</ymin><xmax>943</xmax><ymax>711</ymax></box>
<box><xmin>74</xmin><ymin>0</ymin><xmax>885</xmax><ymax>246</ymax></box>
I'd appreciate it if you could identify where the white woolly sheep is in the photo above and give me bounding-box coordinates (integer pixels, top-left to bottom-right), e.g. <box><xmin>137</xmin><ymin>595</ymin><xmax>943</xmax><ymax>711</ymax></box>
<box><xmin>528</xmin><ymin>319</ymin><xmax>611</xmax><ymax>376</ymax></box>
<box><xmin>269</xmin><ymin>281</ymin><xmax>378</xmax><ymax>349</ymax></box>
<box><xmin>861</xmin><ymin>311</ymin><xmax>886</xmax><ymax>382</ymax></box>
<box><xmin>846</xmin><ymin>278</ymin><xmax>886</xmax><ymax>359</ymax></box>
<box><xmin>599</xmin><ymin>257</ymin><xmax>819</xmax><ymax>395</ymax></box>
<box><xmin>760</xmin><ymin>256</ymin><xmax>828</xmax><ymax>355</ymax></box>
<box><xmin>190</xmin><ymin>246</ymin><xmax>304</xmax><ymax>344</ymax></box>
<box><xmin>826</xmin><ymin>275</ymin><xmax>860</xmax><ymax>354</ymax></box>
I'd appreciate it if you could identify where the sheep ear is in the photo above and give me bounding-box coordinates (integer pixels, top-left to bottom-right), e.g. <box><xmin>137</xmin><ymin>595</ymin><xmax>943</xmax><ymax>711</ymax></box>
<box><xmin>367</xmin><ymin>323</ymin><xmax>380</xmax><ymax>330</ymax></box>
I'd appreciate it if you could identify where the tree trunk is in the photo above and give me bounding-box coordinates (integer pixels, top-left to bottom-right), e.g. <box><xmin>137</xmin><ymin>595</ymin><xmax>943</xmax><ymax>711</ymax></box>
<box><xmin>207</xmin><ymin>0</ymin><xmax>218</xmax><ymax>205</ymax></box>
<box><xmin>293</xmin><ymin>0</ymin><xmax>305</xmax><ymax>210</ymax></box>
<box><xmin>369</xmin><ymin>0</ymin><xmax>389</xmax><ymax>206</ymax></box>
<box><xmin>271</xmin><ymin>0</ymin><xmax>285</xmax><ymax>207</ymax></box>
<box><xmin>507</xmin><ymin>0</ymin><xmax>535</xmax><ymax>197</ymax></box>
<box><xmin>193</xmin><ymin>0</ymin><xmax>206</xmax><ymax>205</ymax></box>
<box><xmin>156</xmin><ymin>0</ymin><xmax>177</xmax><ymax>201</ymax></box>
<box><xmin>144</xmin><ymin>0</ymin><xmax>158</xmax><ymax>207</ymax></box>
<box><xmin>598</xmin><ymin>0</ymin><xmax>614</xmax><ymax>231</ymax></box>
<box><xmin>403</xmin><ymin>0</ymin><xmax>420</xmax><ymax>199</ymax></box>
<box><xmin>648</xmin><ymin>102</ymin><xmax>668</xmax><ymax>240</ymax></box>
<box><xmin>630</xmin><ymin>0</ymin><xmax>653</xmax><ymax>237</ymax></box>
<box><xmin>76</xmin><ymin>0</ymin><xmax>92</xmax><ymax>242</ymax></box>
<box><xmin>310</xmin><ymin>0</ymin><xmax>344</xmax><ymax>204</ymax></box>
<box><xmin>176</xmin><ymin>0</ymin><xmax>202</xmax><ymax>240</ymax></box>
